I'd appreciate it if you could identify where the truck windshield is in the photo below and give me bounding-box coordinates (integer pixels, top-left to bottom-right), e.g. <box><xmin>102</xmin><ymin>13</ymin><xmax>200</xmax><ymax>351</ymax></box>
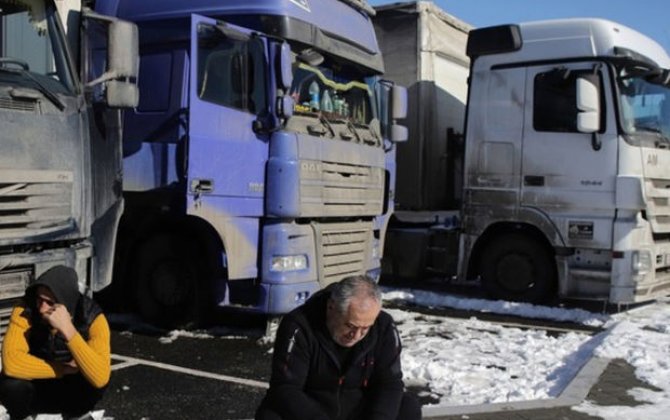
<box><xmin>287</xmin><ymin>61</ymin><xmax>381</xmax><ymax>146</ymax></box>
<box><xmin>0</xmin><ymin>1</ymin><xmax>74</xmax><ymax>95</ymax></box>
<box><xmin>617</xmin><ymin>67</ymin><xmax>670</xmax><ymax>146</ymax></box>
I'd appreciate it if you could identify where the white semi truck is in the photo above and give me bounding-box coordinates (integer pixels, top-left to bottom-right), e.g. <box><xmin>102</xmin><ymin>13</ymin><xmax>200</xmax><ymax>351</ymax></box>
<box><xmin>376</xmin><ymin>2</ymin><xmax>670</xmax><ymax>304</ymax></box>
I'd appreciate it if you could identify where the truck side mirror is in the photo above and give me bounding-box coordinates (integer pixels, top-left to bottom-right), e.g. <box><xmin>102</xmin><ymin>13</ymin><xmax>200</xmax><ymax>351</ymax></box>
<box><xmin>108</xmin><ymin>21</ymin><xmax>139</xmax><ymax>80</ymax></box>
<box><xmin>576</xmin><ymin>76</ymin><xmax>601</xmax><ymax>133</ymax></box>
<box><xmin>105</xmin><ymin>20</ymin><xmax>139</xmax><ymax>108</ymax></box>
<box><xmin>278</xmin><ymin>95</ymin><xmax>294</xmax><ymax>119</ymax></box>
<box><xmin>391</xmin><ymin>124</ymin><xmax>408</xmax><ymax>143</ymax></box>
<box><xmin>84</xmin><ymin>13</ymin><xmax>139</xmax><ymax>108</ymax></box>
<box><xmin>391</xmin><ymin>85</ymin><xmax>408</xmax><ymax>119</ymax></box>
<box><xmin>277</xmin><ymin>42</ymin><xmax>293</xmax><ymax>91</ymax></box>
<box><xmin>390</xmin><ymin>85</ymin><xmax>408</xmax><ymax>142</ymax></box>
<box><xmin>106</xmin><ymin>80</ymin><xmax>139</xmax><ymax>108</ymax></box>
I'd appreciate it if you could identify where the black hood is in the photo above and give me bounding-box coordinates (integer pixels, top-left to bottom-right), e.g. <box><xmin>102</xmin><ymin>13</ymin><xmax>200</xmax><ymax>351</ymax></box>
<box><xmin>27</xmin><ymin>265</ymin><xmax>81</xmax><ymax>315</ymax></box>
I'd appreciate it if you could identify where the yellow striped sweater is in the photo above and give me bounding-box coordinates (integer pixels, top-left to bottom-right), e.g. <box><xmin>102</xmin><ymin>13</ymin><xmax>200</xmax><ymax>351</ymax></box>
<box><xmin>1</xmin><ymin>305</ymin><xmax>111</xmax><ymax>388</ymax></box>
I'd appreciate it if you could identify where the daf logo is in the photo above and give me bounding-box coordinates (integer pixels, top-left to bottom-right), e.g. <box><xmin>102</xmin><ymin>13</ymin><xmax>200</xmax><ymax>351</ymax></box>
<box><xmin>301</xmin><ymin>162</ymin><xmax>322</xmax><ymax>172</ymax></box>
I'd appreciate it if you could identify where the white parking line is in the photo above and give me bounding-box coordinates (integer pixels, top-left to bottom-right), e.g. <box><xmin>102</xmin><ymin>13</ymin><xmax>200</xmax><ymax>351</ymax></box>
<box><xmin>111</xmin><ymin>359</ymin><xmax>140</xmax><ymax>370</ymax></box>
<box><xmin>111</xmin><ymin>354</ymin><xmax>269</xmax><ymax>389</ymax></box>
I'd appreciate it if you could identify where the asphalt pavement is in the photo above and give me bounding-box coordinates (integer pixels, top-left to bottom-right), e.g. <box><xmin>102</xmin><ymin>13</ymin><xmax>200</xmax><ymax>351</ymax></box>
<box><xmin>101</xmin><ymin>324</ymin><xmax>270</xmax><ymax>419</ymax></box>
<box><xmin>98</xmin><ymin>314</ymin><xmax>657</xmax><ymax>420</ymax></box>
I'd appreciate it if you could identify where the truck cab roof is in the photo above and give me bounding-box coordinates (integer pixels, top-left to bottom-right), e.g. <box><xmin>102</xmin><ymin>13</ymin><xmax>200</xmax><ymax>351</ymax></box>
<box><xmin>96</xmin><ymin>0</ymin><xmax>383</xmax><ymax>72</ymax></box>
<box><xmin>469</xmin><ymin>18</ymin><xmax>670</xmax><ymax>69</ymax></box>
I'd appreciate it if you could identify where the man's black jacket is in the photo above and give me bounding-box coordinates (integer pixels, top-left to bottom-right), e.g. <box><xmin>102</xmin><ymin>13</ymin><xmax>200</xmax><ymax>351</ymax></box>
<box><xmin>261</xmin><ymin>288</ymin><xmax>404</xmax><ymax>420</ymax></box>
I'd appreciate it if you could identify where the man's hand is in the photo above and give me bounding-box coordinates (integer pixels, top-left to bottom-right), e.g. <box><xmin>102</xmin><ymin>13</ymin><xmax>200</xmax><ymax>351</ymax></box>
<box><xmin>42</xmin><ymin>304</ymin><xmax>77</xmax><ymax>341</ymax></box>
<box><xmin>60</xmin><ymin>359</ymin><xmax>80</xmax><ymax>375</ymax></box>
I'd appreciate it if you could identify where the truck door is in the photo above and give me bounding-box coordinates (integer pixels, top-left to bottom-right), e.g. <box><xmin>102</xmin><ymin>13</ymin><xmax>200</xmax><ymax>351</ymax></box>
<box><xmin>186</xmin><ymin>14</ymin><xmax>270</xmax><ymax>280</ymax></box>
<box><xmin>187</xmin><ymin>14</ymin><xmax>268</xmax><ymax>218</ymax></box>
<box><xmin>188</xmin><ymin>15</ymin><xmax>268</xmax><ymax>208</ymax></box>
<box><xmin>521</xmin><ymin>64</ymin><xmax>617</xmax><ymax>249</ymax></box>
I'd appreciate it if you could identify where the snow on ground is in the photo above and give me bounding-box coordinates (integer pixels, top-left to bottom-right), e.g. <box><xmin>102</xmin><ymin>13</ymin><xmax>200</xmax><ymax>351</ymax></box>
<box><xmin>573</xmin><ymin>300</ymin><xmax>670</xmax><ymax>419</ymax></box>
<box><xmin>155</xmin><ymin>328</ymin><xmax>249</xmax><ymax>344</ymax></box>
<box><xmin>389</xmin><ymin>307</ymin><xmax>592</xmax><ymax>404</ymax></box>
<box><xmin>382</xmin><ymin>288</ymin><xmax>600</xmax><ymax>405</ymax></box>
<box><xmin>383</xmin><ymin>288</ymin><xmax>609</xmax><ymax>326</ymax></box>
<box><xmin>0</xmin><ymin>409</ymin><xmax>108</xmax><ymax>420</ymax></box>
<box><xmin>382</xmin><ymin>288</ymin><xmax>670</xmax><ymax>419</ymax></box>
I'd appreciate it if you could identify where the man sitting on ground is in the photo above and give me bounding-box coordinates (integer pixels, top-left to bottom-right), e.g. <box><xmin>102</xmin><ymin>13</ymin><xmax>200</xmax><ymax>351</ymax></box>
<box><xmin>256</xmin><ymin>275</ymin><xmax>421</xmax><ymax>420</ymax></box>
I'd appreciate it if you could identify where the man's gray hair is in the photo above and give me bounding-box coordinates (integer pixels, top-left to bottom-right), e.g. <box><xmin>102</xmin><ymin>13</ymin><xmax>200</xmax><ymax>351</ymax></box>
<box><xmin>329</xmin><ymin>275</ymin><xmax>382</xmax><ymax>314</ymax></box>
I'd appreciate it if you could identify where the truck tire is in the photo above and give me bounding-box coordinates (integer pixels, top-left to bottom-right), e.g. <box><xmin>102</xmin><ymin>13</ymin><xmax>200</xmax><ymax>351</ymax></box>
<box><xmin>134</xmin><ymin>233</ymin><xmax>209</xmax><ymax>328</ymax></box>
<box><xmin>479</xmin><ymin>233</ymin><xmax>556</xmax><ymax>303</ymax></box>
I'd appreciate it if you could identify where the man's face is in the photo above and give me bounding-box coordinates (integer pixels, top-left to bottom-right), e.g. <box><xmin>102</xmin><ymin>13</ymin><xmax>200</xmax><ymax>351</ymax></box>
<box><xmin>35</xmin><ymin>285</ymin><xmax>57</xmax><ymax>317</ymax></box>
<box><xmin>326</xmin><ymin>296</ymin><xmax>381</xmax><ymax>348</ymax></box>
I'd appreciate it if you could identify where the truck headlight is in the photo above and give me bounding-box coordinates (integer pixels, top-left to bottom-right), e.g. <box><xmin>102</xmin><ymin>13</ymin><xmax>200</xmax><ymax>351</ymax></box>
<box><xmin>271</xmin><ymin>255</ymin><xmax>308</xmax><ymax>272</ymax></box>
<box><xmin>632</xmin><ymin>250</ymin><xmax>652</xmax><ymax>275</ymax></box>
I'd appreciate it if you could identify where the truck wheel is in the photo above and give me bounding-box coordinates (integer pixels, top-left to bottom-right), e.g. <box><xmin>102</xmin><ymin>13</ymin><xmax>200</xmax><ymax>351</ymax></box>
<box><xmin>479</xmin><ymin>233</ymin><xmax>556</xmax><ymax>303</ymax></box>
<box><xmin>134</xmin><ymin>234</ymin><xmax>208</xmax><ymax>328</ymax></box>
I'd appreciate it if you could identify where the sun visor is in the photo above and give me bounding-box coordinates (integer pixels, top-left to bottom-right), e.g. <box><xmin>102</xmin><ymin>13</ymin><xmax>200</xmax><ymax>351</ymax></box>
<box><xmin>466</xmin><ymin>24</ymin><xmax>522</xmax><ymax>59</ymax></box>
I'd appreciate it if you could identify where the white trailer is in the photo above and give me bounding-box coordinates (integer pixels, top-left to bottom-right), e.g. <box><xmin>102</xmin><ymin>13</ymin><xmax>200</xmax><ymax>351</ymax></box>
<box><xmin>376</xmin><ymin>1</ymin><xmax>670</xmax><ymax>304</ymax></box>
<box><xmin>374</xmin><ymin>1</ymin><xmax>470</xmax><ymax>211</ymax></box>
<box><xmin>374</xmin><ymin>2</ymin><xmax>470</xmax><ymax>279</ymax></box>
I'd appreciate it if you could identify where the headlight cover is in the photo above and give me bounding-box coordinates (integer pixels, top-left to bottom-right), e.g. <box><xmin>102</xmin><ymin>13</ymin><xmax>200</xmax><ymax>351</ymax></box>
<box><xmin>271</xmin><ymin>254</ymin><xmax>308</xmax><ymax>272</ymax></box>
<box><xmin>632</xmin><ymin>250</ymin><xmax>652</xmax><ymax>275</ymax></box>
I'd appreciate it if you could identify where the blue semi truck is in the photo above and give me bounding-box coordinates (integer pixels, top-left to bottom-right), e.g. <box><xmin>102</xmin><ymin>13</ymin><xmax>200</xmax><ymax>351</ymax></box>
<box><xmin>0</xmin><ymin>0</ymin><xmax>138</xmax><ymax>329</ymax></box>
<box><xmin>95</xmin><ymin>0</ymin><xmax>407</xmax><ymax>326</ymax></box>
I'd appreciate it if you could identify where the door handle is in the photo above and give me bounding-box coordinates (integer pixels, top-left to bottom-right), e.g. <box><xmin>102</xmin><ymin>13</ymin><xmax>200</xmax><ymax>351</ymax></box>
<box><xmin>524</xmin><ymin>176</ymin><xmax>544</xmax><ymax>186</ymax></box>
<box><xmin>190</xmin><ymin>179</ymin><xmax>214</xmax><ymax>193</ymax></box>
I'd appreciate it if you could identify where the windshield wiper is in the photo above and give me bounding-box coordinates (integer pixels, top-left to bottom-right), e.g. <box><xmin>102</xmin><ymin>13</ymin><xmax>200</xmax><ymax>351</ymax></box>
<box><xmin>634</xmin><ymin>125</ymin><xmax>670</xmax><ymax>148</ymax></box>
<box><xmin>345</xmin><ymin>119</ymin><xmax>362</xmax><ymax>143</ymax></box>
<box><xmin>306</xmin><ymin>113</ymin><xmax>335</xmax><ymax>137</ymax></box>
<box><xmin>637</xmin><ymin>126</ymin><xmax>661</xmax><ymax>134</ymax></box>
<box><xmin>0</xmin><ymin>64</ymin><xmax>65</xmax><ymax>111</ymax></box>
<box><xmin>367</xmin><ymin>129</ymin><xmax>382</xmax><ymax>147</ymax></box>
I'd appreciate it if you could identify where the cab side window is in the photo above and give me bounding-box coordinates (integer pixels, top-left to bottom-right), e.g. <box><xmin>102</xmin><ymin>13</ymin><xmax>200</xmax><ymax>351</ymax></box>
<box><xmin>196</xmin><ymin>24</ymin><xmax>266</xmax><ymax>114</ymax></box>
<box><xmin>534</xmin><ymin>68</ymin><xmax>603</xmax><ymax>133</ymax></box>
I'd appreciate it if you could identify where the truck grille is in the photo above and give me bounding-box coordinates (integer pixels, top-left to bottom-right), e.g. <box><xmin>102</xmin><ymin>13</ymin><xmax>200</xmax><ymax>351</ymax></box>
<box><xmin>301</xmin><ymin>160</ymin><xmax>384</xmax><ymax>217</ymax></box>
<box><xmin>0</xmin><ymin>96</ymin><xmax>37</xmax><ymax>112</ymax></box>
<box><xmin>315</xmin><ymin>222</ymin><xmax>372</xmax><ymax>286</ymax></box>
<box><xmin>0</xmin><ymin>170</ymin><xmax>74</xmax><ymax>241</ymax></box>
<box><xmin>645</xmin><ymin>178</ymin><xmax>670</xmax><ymax>233</ymax></box>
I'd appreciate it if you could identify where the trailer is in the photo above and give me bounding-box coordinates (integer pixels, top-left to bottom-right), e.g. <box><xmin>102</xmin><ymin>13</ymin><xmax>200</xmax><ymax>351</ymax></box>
<box><xmin>374</xmin><ymin>1</ymin><xmax>469</xmax><ymax>280</ymax></box>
